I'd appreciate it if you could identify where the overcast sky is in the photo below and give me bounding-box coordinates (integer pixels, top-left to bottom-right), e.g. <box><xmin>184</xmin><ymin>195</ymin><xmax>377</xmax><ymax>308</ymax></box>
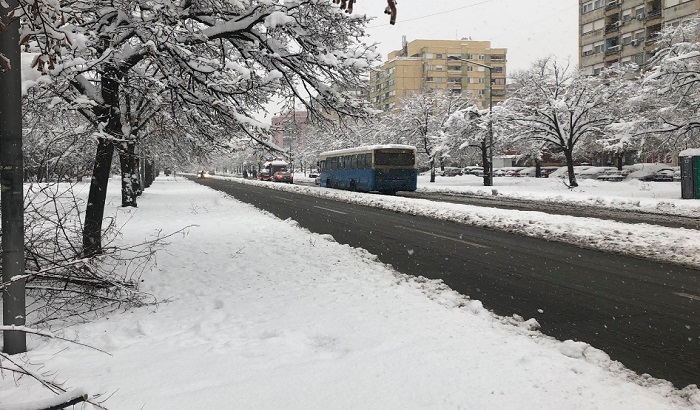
<box><xmin>358</xmin><ymin>0</ymin><xmax>579</xmax><ymax>73</ymax></box>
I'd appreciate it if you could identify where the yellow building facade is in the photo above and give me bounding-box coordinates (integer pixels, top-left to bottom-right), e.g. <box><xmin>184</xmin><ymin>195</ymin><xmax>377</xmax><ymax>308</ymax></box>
<box><xmin>369</xmin><ymin>38</ymin><xmax>507</xmax><ymax>111</ymax></box>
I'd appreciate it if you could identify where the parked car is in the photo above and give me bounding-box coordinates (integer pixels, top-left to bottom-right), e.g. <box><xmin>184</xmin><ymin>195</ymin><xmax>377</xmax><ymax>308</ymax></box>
<box><xmin>499</xmin><ymin>167</ymin><xmax>525</xmax><ymax>177</ymax></box>
<box><xmin>257</xmin><ymin>170</ymin><xmax>272</xmax><ymax>181</ymax></box>
<box><xmin>540</xmin><ymin>167</ymin><xmax>561</xmax><ymax>178</ymax></box>
<box><xmin>441</xmin><ymin>167</ymin><xmax>463</xmax><ymax>177</ymax></box>
<box><xmin>549</xmin><ymin>165</ymin><xmax>593</xmax><ymax>179</ymax></box>
<box><xmin>462</xmin><ymin>166</ymin><xmax>483</xmax><ymax>175</ymax></box>
<box><xmin>643</xmin><ymin>169</ymin><xmax>675</xmax><ymax>182</ymax></box>
<box><xmin>577</xmin><ymin>166</ymin><xmax>617</xmax><ymax>180</ymax></box>
<box><xmin>625</xmin><ymin>164</ymin><xmax>677</xmax><ymax>182</ymax></box>
<box><xmin>272</xmin><ymin>170</ymin><xmax>294</xmax><ymax>183</ymax></box>
<box><xmin>492</xmin><ymin>168</ymin><xmax>507</xmax><ymax>177</ymax></box>
<box><xmin>674</xmin><ymin>169</ymin><xmax>681</xmax><ymax>181</ymax></box>
<box><xmin>596</xmin><ymin>169</ymin><xmax>629</xmax><ymax>182</ymax></box>
<box><xmin>515</xmin><ymin>167</ymin><xmax>538</xmax><ymax>177</ymax></box>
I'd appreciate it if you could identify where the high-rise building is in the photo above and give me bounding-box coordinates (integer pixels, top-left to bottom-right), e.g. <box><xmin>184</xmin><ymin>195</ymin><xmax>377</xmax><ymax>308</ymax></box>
<box><xmin>369</xmin><ymin>38</ymin><xmax>507</xmax><ymax>111</ymax></box>
<box><xmin>579</xmin><ymin>0</ymin><xmax>699</xmax><ymax>74</ymax></box>
<box><xmin>271</xmin><ymin>111</ymin><xmax>308</xmax><ymax>150</ymax></box>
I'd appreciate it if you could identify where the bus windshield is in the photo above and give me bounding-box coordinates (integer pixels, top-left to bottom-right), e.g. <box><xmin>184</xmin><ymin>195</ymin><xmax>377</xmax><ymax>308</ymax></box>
<box><xmin>374</xmin><ymin>150</ymin><xmax>415</xmax><ymax>166</ymax></box>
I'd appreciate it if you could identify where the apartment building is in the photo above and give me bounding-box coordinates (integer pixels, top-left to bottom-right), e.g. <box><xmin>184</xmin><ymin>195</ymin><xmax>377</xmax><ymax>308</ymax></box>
<box><xmin>579</xmin><ymin>0</ymin><xmax>699</xmax><ymax>74</ymax></box>
<box><xmin>271</xmin><ymin>111</ymin><xmax>308</xmax><ymax>150</ymax></box>
<box><xmin>369</xmin><ymin>38</ymin><xmax>507</xmax><ymax>111</ymax></box>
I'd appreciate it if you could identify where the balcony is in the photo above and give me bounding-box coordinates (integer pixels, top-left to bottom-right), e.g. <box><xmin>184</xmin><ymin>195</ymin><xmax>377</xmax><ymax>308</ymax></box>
<box><xmin>605</xmin><ymin>45</ymin><xmax>621</xmax><ymax>55</ymax></box>
<box><xmin>605</xmin><ymin>0</ymin><xmax>620</xmax><ymax>11</ymax></box>
<box><xmin>605</xmin><ymin>22</ymin><xmax>620</xmax><ymax>34</ymax></box>
<box><xmin>646</xmin><ymin>10</ymin><xmax>661</xmax><ymax>21</ymax></box>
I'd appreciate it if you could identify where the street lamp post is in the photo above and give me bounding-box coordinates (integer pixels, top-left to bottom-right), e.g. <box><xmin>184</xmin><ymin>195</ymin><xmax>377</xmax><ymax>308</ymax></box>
<box><xmin>461</xmin><ymin>59</ymin><xmax>494</xmax><ymax>187</ymax></box>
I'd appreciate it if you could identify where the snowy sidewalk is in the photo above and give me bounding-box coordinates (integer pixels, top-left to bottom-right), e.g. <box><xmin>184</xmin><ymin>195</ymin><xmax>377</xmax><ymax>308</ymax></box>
<box><xmin>1</xmin><ymin>177</ymin><xmax>698</xmax><ymax>409</ymax></box>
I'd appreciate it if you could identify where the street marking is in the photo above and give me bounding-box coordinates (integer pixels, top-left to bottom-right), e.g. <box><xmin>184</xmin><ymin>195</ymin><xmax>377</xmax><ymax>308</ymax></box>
<box><xmin>675</xmin><ymin>292</ymin><xmax>700</xmax><ymax>301</ymax></box>
<box><xmin>313</xmin><ymin>205</ymin><xmax>347</xmax><ymax>215</ymax></box>
<box><xmin>276</xmin><ymin>196</ymin><xmax>293</xmax><ymax>202</ymax></box>
<box><xmin>396</xmin><ymin>225</ymin><xmax>489</xmax><ymax>248</ymax></box>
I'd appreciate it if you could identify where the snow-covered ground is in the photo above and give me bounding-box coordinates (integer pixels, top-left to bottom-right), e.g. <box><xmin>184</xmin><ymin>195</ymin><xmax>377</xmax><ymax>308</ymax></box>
<box><xmin>1</xmin><ymin>175</ymin><xmax>699</xmax><ymax>409</ymax></box>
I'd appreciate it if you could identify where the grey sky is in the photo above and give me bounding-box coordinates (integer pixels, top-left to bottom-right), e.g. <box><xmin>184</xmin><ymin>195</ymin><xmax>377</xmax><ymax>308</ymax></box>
<box><xmin>359</xmin><ymin>0</ymin><xmax>579</xmax><ymax>73</ymax></box>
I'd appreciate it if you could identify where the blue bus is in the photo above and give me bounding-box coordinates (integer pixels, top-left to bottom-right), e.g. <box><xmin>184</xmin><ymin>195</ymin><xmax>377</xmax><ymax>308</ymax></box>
<box><xmin>318</xmin><ymin>145</ymin><xmax>418</xmax><ymax>194</ymax></box>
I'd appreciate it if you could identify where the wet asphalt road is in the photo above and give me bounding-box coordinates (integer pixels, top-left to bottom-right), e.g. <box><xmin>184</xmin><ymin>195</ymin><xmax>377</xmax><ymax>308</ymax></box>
<box><xmin>189</xmin><ymin>176</ymin><xmax>700</xmax><ymax>389</ymax></box>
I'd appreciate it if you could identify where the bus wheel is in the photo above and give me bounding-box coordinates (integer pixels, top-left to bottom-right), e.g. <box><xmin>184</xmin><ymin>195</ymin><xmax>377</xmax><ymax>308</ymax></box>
<box><xmin>326</xmin><ymin>179</ymin><xmax>331</xmax><ymax>188</ymax></box>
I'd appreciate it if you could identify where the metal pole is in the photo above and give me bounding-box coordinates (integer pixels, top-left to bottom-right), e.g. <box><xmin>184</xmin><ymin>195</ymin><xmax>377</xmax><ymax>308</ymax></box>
<box><xmin>0</xmin><ymin>0</ymin><xmax>27</xmax><ymax>354</ymax></box>
<box><xmin>487</xmin><ymin>67</ymin><xmax>494</xmax><ymax>187</ymax></box>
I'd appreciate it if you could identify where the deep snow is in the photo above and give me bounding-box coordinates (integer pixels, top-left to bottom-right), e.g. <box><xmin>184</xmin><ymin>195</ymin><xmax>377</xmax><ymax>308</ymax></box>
<box><xmin>1</xmin><ymin>175</ymin><xmax>699</xmax><ymax>409</ymax></box>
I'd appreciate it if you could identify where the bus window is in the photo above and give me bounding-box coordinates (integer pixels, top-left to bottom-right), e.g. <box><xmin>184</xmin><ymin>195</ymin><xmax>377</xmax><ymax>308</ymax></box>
<box><xmin>374</xmin><ymin>150</ymin><xmax>415</xmax><ymax>166</ymax></box>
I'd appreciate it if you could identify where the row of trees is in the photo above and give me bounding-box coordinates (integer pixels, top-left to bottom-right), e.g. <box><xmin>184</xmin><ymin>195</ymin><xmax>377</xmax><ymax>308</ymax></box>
<box><xmin>1</xmin><ymin>0</ymin><xmax>383</xmax><ymax>379</ymax></box>
<box><xmin>281</xmin><ymin>18</ymin><xmax>699</xmax><ymax>188</ymax></box>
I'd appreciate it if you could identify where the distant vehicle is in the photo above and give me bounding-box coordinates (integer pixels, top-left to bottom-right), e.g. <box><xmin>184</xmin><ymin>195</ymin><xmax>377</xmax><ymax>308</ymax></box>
<box><xmin>549</xmin><ymin>166</ymin><xmax>593</xmax><ymax>179</ymax></box>
<box><xmin>462</xmin><ymin>166</ymin><xmax>483</xmax><ymax>175</ymax></box>
<box><xmin>257</xmin><ymin>170</ymin><xmax>272</xmax><ymax>181</ymax></box>
<box><xmin>164</xmin><ymin>168</ymin><xmax>172</xmax><ymax>176</ymax></box>
<box><xmin>441</xmin><ymin>167</ymin><xmax>463</xmax><ymax>177</ymax></box>
<box><xmin>318</xmin><ymin>144</ymin><xmax>418</xmax><ymax>194</ymax></box>
<box><xmin>492</xmin><ymin>168</ymin><xmax>506</xmax><ymax>177</ymax></box>
<box><xmin>258</xmin><ymin>160</ymin><xmax>289</xmax><ymax>182</ymax></box>
<box><xmin>273</xmin><ymin>170</ymin><xmax>294</xmax><ymax>184</ymax></box>
<box><xmin>540</xmin><ymin>167</ymin><xmax>561</xmax><ymax>178</ymax></box>
<box><xmin>596</xmin><ymin>169</ymin><xmax>629</xmax><ymax>182</ymax></box>
<box><xmin>625</xmin><ymin>164</ymin><xmax>678</xmax><ymax>182</ymax></box>
<box><xmin>577</xmin><ymin>166</ymin><xmax>617</xmax><ymax>180</ymax></box>
<box><xmin>515</xmin><ymin>167</ymin><xmax>538</xmax><ymax>177</ymax></box>
<box><xmin>500</xmin><ymin>167</ymin><xmax>525</xmax><ymax>177</ymax></box>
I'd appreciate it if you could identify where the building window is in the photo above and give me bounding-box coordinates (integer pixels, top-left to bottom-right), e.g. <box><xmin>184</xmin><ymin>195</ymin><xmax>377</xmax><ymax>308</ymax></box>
<box><xmin>593</xmin><ymin>41</ymin><xmax>605</xmax><ymax>54</ymax></box>
<box><xmin>436</xmin><ymin>53</ymin><xmax>443</xmax><ymax>59</ymax></box>
<box><xmin>478</xmin><ymin>90</ymin><xmax>485</xmax><ymax>95</ymax></box>
<box><xmin>478</xmin><ymin>54</ymin><xmax>485</xmax><ymax>60</ymax></box>
<box><xmin>424</xmin><ymin>53</ymin><xmax>434</xmax><ymax>59</ymax></box>
<box><xmin>435</xmin><ymin>65</ymin><xmax>443</xmax><ymax>71</ymax></box>
<box><xmin>582</xmin><ymin>1</ymin><xmax>593</xmax><ymax>13</ymax></box>
<box><xmin>622</xmin><ymin>34</ymin><xmax>632</xmax><ymax>45</ymax></box>
<box><xmin>467</xmin><ymin>66</ymin><xmax>474</xmax><ymax>72</ymax></box>
<box><xmin>635</xmin><ymin>6</ymin><xmax>645</xmax><ymax>19</ymax></box>
<box><xmin>426</xmin><ymin>77</ymin><xmax>434</xmax><ymax>82</ymax></box>
<box><xmin>447</xmin><ymin>53</ymin><xmax>461</xmax><ymax>61</ymax></box>
<box><xmin>448</xmin><ymin>65</ymin><xmax>461</xmax><ymax>71</ymax></box>
<box><xmin>465</xmin><ymin>53</ymin><xmax>473</xmax><ymax>60</ymax></box>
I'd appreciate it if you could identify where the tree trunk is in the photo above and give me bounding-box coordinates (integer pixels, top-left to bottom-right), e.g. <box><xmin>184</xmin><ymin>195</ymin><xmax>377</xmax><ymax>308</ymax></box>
<box><xmin>481</xmin><ymin>139</ymin><xmax>490</xmax><ymax>186</ymax></box>
<box><xmin>616</xmin><ymin>152</ymin><xmax>624</xmax><ymax>171</ymax></box>
<box><xmin>564</xmin><ymin>149</ymin><xmax>578</xmax><ymax>188</ymax></box>
<box><xmin>0</xmin><ymin>0</ymin><xmax>27</xmax><ymax>353</ymax></box>
<box><xmin>82</xmin><ymin>65</ymin><xmax>121</xmax><ymax>257</ymax></box>
<box><xmin>535</xmin><ymin>158</ymin><xmax>542</xmax><ymax>178</ymax></box>
<box><xmin>144</xmin><ymin>158</ymin><xmax>154</xmax><ymax>188</ymax></box>
<box><xmin>429</xmin><ymin>158</ymin><xmax>435</xmax><ymax>183</ymax></box>
<box><xmin>83</xmin><ymin>137</ymin><xmax>115</xmax><ymax>256</ymax></box>
<box><xmin>118</xmin><ymin>139</ymin><xmax>139</xmax><ymax>207</ymax></box>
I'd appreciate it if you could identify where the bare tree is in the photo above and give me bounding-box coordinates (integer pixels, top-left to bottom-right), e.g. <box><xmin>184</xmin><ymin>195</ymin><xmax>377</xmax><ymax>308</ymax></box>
<box><xmin>502</xmin><ymin>58</ymin><xmax>624</xmax><ymax>187</ymax></box>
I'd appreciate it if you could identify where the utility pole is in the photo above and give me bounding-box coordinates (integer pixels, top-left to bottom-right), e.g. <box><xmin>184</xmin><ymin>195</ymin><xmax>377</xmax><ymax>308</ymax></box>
<box><xmin>0</xmin><ymin>0</ymin><xmax>27</xmax><ymax>353</ymax></box>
